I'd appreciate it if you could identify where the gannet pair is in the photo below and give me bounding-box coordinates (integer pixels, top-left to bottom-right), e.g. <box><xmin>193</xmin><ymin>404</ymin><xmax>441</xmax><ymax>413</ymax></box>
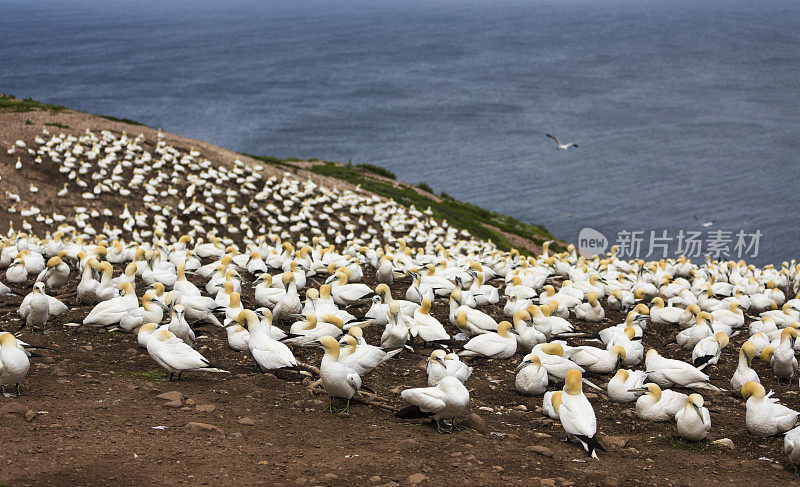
<box><xmin>427</xmin><ymin>350</ymin><xmax>472</xmax><ymax>386</ymax></box>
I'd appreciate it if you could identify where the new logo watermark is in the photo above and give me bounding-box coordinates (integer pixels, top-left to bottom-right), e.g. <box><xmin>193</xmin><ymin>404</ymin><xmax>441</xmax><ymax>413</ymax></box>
<box><xmin>577</xmin><ymin>227</ymin><xmax>608</xmax><ymax>258</ymax></box>
<box><xmin>577</xmin><ymin>228</ymin><xmax>762</xmax><ymax>260</ymax></box>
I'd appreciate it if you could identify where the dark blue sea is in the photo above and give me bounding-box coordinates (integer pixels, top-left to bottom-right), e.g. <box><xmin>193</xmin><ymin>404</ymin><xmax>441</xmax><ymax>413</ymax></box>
<box><xmin>2</xmin><ymin>0</ymin><xmax>798</xmax><ymax>264</ymax></box>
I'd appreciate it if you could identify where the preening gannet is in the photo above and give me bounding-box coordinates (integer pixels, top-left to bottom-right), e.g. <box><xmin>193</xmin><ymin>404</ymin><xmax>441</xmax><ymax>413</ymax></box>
<box><xmin>395</xmin><ymin>376</ymin><xmax>470</xmax><ymax>433</ymax></box>
<box><xmin>146</xmin><ymin>329</ymin><xmax>228</xmax><ymax>381</ymax></box>
<box><xmin>741</xmin><ymin>381</ymin><xmax>799</xmax><ymax>436</ymax></box>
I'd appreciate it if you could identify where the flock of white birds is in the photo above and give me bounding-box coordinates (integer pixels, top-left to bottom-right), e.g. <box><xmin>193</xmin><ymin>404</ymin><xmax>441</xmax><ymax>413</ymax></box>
<box><xmin>2</xmin><ymin>127</ymin><xmax>800</xmax><ymax>473</ymax></box>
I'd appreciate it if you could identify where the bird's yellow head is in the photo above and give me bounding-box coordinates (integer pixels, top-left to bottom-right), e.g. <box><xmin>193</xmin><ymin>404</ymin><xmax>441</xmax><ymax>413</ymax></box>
<box><xmin>741</xmin><ymin>381</ymin><xmax>765</xmax><ymax>400</ymax></box>
<box><xmin>541</xmin><ymin>343</ymin><xmax>564</xmax><ymax>357</ymax></box>
<box><xmin>564</xmin><ymin>369</ymin><xmax>583</xmax><ymax>395</ymax></box>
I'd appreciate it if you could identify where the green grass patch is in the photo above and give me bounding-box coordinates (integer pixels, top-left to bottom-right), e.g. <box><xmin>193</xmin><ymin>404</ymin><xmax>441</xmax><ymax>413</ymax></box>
<box><xmin>308</xmin><ymin>161</ymin><xmax>554</xmax><ymax>253</ymax></box>
<box><xmin>24</xmin><ymin>120</ymin><xmax>33</xmax><ymax>125</ymax></box>
<box><xmin>416</xmin><ymin>182</ymin><xmax>434</xmax><ymax>193</ymax></box>
<box><xmin>356</xmin><ymin>163</ymin><xmax>396</xmax><ymax>179</ymax></box>
<box><xmin>123</xmin><ymin>369</ymin><xmax>169</xmax><ymax>381</ymax></box>
<box><xmin>0</xmin><ymin>94</ymin><xmax>66</xmax><ymax>113</ymax></box>
<box><xmin>44</xmin><ymin>122</ymin><xmax>69</xmax><ymax>129</ymax></box>
<box><xmin>669</xmin><ymin>437</ymin><xmax>709</xmax><ymax>451</ymax></box>
<box><xmin>99</xmin><ymin>114</ymin><xmax>145</xmax><ymax>126</ymax></box>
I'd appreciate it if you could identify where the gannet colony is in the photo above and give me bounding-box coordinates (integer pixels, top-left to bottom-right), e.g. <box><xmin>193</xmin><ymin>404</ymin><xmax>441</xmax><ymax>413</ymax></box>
<box><xmin>2</xmin><ymin>119</ymin><xmax>800</xmax><ymax>482</ymax></box>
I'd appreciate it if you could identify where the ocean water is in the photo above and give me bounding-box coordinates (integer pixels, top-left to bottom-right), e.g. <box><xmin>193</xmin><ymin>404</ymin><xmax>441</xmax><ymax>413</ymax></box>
<box><xmin>2</xmin><ymin>0</ymin><xmax>798</xmax><ymax>264</ymax></box>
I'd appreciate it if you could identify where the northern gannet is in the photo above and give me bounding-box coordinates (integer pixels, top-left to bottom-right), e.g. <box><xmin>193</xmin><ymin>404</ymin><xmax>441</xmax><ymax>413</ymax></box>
<box><xmin>545</xmin><ymin>133</ymin><xmax>578</xmax><ymax>150</ymax></box>
<box><xmin>632</xmin><ymin>383</ymin><xmax>687</xmax><ymax>422</ymax></box>
<box><xmin>457</xmin><ymin>321</ymin><xmax>517</xmax><ymax>359</ymax></box>
<box><xmin>239</xmin><ymin>310</ymin><xmax>298</xmax><ymax>372</ymax></box>
<box><xmin>558</xmin><ymin>369</ymin><xmax>604</xmax><ymax>458</ymax></box>
<box><xmin>0</xmin><ymin>333</ymin><xmax>30</xmax><ymax>395</ymax></box>
<box><xmin>607</xmin><ymin>369</ymin><xmax>646</xmax><ymax>403</ymax></box>
<box><xmin>316</xmin><ymin>335</ymin><xmax>362</xmax><ymax>413</ymax></box>
<box><xmin>568</xmin><ymin>345</ymin><xmax>626</xmax><ymax>374</ymax></box>
<box><xmin>784</xmin><ymin>425</ymin><xmax>800</xmax><ymax>477</ymax></box>
<box><xmin>515</xmin><ymin>353</ymin><xmax>548</xmax><ymax>395</ymax></box>
<box><xmin>395</xmin><ymin>375</ymin><xmax>470</xmax><ymax>433</ymax></box>
<box><xmin>730</xmin><ymin>341</ymin><xmax>760</xmax><ymax>393</ymax></box>
<box><xmin>691</xmin><ymin>332</ymin><xmax>729</xmax><ymax>370</ymax></box>
<box><xmin>405</xmin><ymin>297</ymin><xmax>449</xmax><ymax>343</ymax></box>
<box><xmin>146</xmin><ymin>328</ymin><xmax>229</xmax><ymax>381</ymax></box>
<box><xmin>675</xmin><ymin>393</ymin><xmax>711</xmax><ymax>441</ymax></box>
<box><xmin>742</xmin><ymin>381</ymin><xmax>799</xmax><ymax>436</ymax></box>
<box><xmin>644</xmin><ymin>349</ymin><xmax>720</xmax><ymax>391</ymax></box>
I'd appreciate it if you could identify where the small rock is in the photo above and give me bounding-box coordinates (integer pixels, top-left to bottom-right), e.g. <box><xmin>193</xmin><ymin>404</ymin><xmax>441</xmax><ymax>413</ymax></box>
<box><xmin>195</xmin><ymin>404</ymin><xmax>216</xmax><ymax>413</ymax></box>
<box><xmin>24</xmin><ymin>410</ymin><xmax>36</xmax><ymax>422</ymax></box>
<box><xmin>540</xmin><ymin>479</ymin><xmax>556</xmax><ymax>487</ymax></box>
<box><xmin>376</xmin><ymin>482</ymin><xmax>398</xmax><ymax>487</ymax></box>
<box><xmin>53</xmin><ymin>367</ymin><xmax>68</xmax><ymax>377</ymax></box>
<box><xmin>185</xmin><ymin>398</ymin><xmax>196</xmax><ymax>406</ymax></box>
<box><xmin>157</xmin><ymin>390</ymin><xmax>186</xmax><ymax>408</ymax></box>
<box><xmin>603</xmin><ymin>435</ymin><xmax>628</xmax><ymax>448</ymax></box>
<box><xmin>492</xmin><ymin>466</ymin><xmax>504</xmax><ymax>473</ymax></box>
<box><xmin>184</xmin><ymin>422</ymin><xmax>220</xmax><ymax>433</ymax></box>
<box><xmin>126</xmin><ymin>348</ymin><xmax>138</xmax><ymax>355</ymax></box>
<box><xmin>369</xmin><ymin>475</ymin><xmax>382</xmax><ymax>483</ymax></box>
<box><xmin>127</xmin><ymin>385</ymin><xmax>139</xmax><ymax>391</ymax></box>
<box><xmin>294</xmin><ymin>478</ymin><xmax>307</xmax><ymax>485</ymax></box>
<box><xmin>407</xmin><ymin>473</ymin><xmax>428</xmax><ymax>484</ymax></box>
<box><xmin>85</xmin><ymin>378</ymin><xmax>100</xmax><ymax>384</ymax></box>
<box><xmin>238</xmin><ymin>417</ymin><xmax>255</xmax><ymax>425</ymax></box>
<box><xmin>515</xmin><ymin>404</ymin><xmax>528</xmax><ymax>411</ymax></box>
<box><xmin>713</xmin><ymin>438</ymin><xmax>735</xmax><ymax>450</ymax></box>
<box><xmin>584</xmin><ymin>393</ymin><xmax>597</xmax><ymax>399</ymax></box>
<box><xmin>463</xmin><ymin>413</ymin><xmax>487</xmax><ymax>433</ymax></box>
<box><xmin>604</xmin><ymin>477</ymin><xmax>619</xmax><ymax>486</ymax></box>
<box><xmin>525</xmin><ymin>445</ymin><xmax>553</xmax><ymax>458</ymax></box>
<box><xmin>533</xmin><ymin>432</ymin><xmax>552</xmax><ymax>438</ymax></box>
<box><xmin>323</xmin><ymin>473</ymin><xmax>338</xmax><ymax>480</ymax></box>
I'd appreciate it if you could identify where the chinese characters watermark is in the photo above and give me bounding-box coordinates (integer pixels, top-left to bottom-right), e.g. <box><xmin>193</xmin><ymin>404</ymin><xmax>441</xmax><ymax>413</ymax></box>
<box><xmin>578</xmin><ymin>228</ymin><xmax>762</xmax><ymax>260</ymax></box>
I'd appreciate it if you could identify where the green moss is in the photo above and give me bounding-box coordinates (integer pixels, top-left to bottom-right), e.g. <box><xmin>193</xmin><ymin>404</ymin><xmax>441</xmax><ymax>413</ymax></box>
<box><xmin>99</xmin><ymin>114</ymin><xmax>145</xmax><ymax>126</ymax></box>
<box><xmin>669</xmin><ymin>437</ymin><xmax>709</xmax><ymax>451</ymax></box>
<box><xmin>123</xmin><ymin>369</ymin><xmax>169</xmax><ymax>381</ymax></box>
<box><xmin>44</xmin><ymin>122</ymin><xmax>69</xmax><ymax>129</ymax></box>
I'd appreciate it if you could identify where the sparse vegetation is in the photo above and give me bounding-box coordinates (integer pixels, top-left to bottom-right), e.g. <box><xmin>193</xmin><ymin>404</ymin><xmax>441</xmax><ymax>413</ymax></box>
<box><xmin>44</xmin><ymin>122</ymin><xmax>69</xmax><ymax>129</ymax></box>
<box><xmin>356</xmin><ymin>163</ymin><xmax>396</xmax><ymax>179</ymax></box>
<box><xmin>99</xmin><ymin>114</ymin><xmax>145</xmax><ymax>126</ymax></box>
<box><xmin>122</xmin><ymin>369</ymin><xmax>169</xmax><ymax>381</ymax></box>
<box><xmin>416</xmin><ymin>182</ymin><xmax>434</xmax><ymax>193</ymax></box>
<box><xmin>0</xmin><ymin>94</ymin><xmax>66</xmax><ymax>113</ymax></box>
